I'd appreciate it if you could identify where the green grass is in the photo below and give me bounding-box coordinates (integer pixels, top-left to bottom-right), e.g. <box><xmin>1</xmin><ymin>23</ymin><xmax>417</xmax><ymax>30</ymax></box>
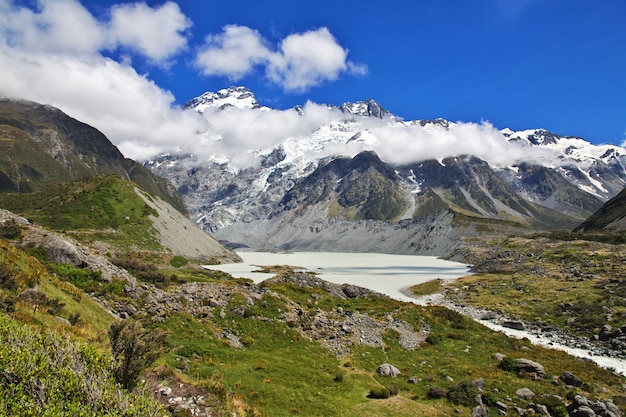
<box><xmin>0</xmin><ymin>175</ymin><xmax>162</xmax><ymax>250</ymax></box>
<box><xmin>450</xmin><ymin>235</ymin><xmax>626</xmax><ymax>338</ymax></box>
<box><xmin>149</xmin><ymin>279</ymin><xmax>626</xmax><ymax>417</ymax></box>
<box><xmin>0</xmin><ymin>314</ymin><xmax>165</xmax><ymax>416</ymax></box>
<box><xmin>409</xmin><ymin>278</ymin><xmax>445</xmax><ymax>296</ymax></box>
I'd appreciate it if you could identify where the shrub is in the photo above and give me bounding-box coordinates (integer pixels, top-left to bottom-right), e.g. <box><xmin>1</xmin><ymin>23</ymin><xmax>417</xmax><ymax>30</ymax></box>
<box><xmin>537</xmin><ymin>395</ymin><xmax>568</xmax><ymax>417</ymax></box>
<box><xmin>446</xmin><ymin>380</ymin><xmax>479</xmax><ymax>406</ymax></box>
<box><xmin>0</xmin><ymin>219</ymin><xmax>22</xmax><ymax>239</ymax></box>
<box><xmin>108</xmin><ymin>319</ymin><xmax>168</xmax><ymax>390</ymax></box>
<box><xmin>333</xmin><ymin>370</ymin><xmax>345</xmax><ymax>382</ymax></box>
<box><xmin>498</xmin><ymin>356</ymin><xmax>517</xmax><ymax>372</ymax></box>
<box><xmin>426</xmin><ymin>333</ymin><xmax>444</xmax><ymax>345</ymax></box>
<box><xmin>170</xmin><ymin>255</ymin><xmax>188</xmax><ymax>268</ymax></box>
<box><xmin>427</xmin><ymin>386</ymin><xmax>448</xmax><ymax>399</ymax></box>
<box><xmin>368</xmin><ymin>386</ymin><xmax>391</xmax><ymax>399</ymax></box>
<box><xmin>0</xmin><ymin>264</ymin><xmax>16</xmax><ymax>290</ymax></box>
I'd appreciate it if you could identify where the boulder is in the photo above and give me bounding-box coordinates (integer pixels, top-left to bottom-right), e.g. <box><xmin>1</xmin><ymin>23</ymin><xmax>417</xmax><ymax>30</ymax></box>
<box><xmin>560</xmin><ymin>371</ymin><xmax>583</xmax><ymax>387</ymax></box>
<box><xmin>515</xmin><ymin>358</ymin><xmax>546</xmax><ymax>379</ymax></box>
<box><xmin>471</xmin><ymin>405</ymin><xmax>489</xmax><ymax>417</ymax></box>
<box><xmin>376</xmin><ymin>363</ymin><xmax>401</xmax><ymax>378</ymax></box>
<box><xmin>515</xmin><ymin>387</ymin><xmax>535</xmax><ymax>400</ymax></box>
<box><xmin>570</xmin><ymin>406</ymin><xmax>597</xmax><ymax>417</ymax></box>
<box><xmin>502</xmin><ymin>320</ymin><xmax>526</xmax><ymax>331</ymax></box>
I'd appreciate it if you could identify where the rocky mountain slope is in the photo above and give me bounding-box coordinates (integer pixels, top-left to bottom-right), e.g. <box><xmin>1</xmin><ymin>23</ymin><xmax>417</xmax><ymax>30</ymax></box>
<box><xmin>0</xmin><ymin>98</ymin><xmax>185</xmax><ymax>213</ymax></box>
<box><xmin>575</xmin><ymin>187</ymin><xmax>626</xmax><ymax>232</ymax></box>
<box><xmin>147</xmin><ymin>87</ymin><xmax>626</xmax><ymax>255</ymax></box>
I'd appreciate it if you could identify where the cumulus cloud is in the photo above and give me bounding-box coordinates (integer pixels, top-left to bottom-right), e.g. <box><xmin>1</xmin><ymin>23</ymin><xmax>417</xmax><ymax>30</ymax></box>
<box><xmin>108</xmin><ymin>1</ymin><xmax>192</xmax><ymax>63</ymax></box>
<box><xmin>0</xmin><ymin>0</ymin><xmax>200</xmax><ymax>160</ymax></box>
<box><xmin>195</xmin><ymin>25</ymin><xmax>270</xmax><ymax>80</ymax></box>
<box><xmin>0</xmin><ymin>0</ymin><xmax>105</xmax><ymax>55</ymax></box>
<box><xmin>194</xmin><ymin>25</ymin><xmax>367</xmax><ymax>92</ymax></box>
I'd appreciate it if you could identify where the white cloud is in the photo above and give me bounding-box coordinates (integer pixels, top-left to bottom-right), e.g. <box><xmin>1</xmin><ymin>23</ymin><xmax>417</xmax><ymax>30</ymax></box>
<box><xmin>194</xmin><ymin>25</ymin><xmax>367</xmax><ymax>92</ymax></box>
<box><xmin>0</xmin><ymin>0</ymin><xmax>201</xmax><ymax>161</ymax></box>
<box><xmin>0</xmin><ymin>0</ymin><xmax>105</xmax><ymax>55</ymax></box>
<box><xmin>195</xmin><ymin>25</ymin><xmax>270</xmax><ymax>80</ymax></box>
<box><xmin>0</xmin><ymin>0</ymin><xmax>190</xmax><ymax>62</ymax></box>
<box><xmin>108</xmin><ymin>1</ymin><xmax>191</xmax><ymax>63</ymax></box>
<box><xmin>266</xmin><ymin>28</ymin><xmax>349</xmax><ymax>91</ymax></box>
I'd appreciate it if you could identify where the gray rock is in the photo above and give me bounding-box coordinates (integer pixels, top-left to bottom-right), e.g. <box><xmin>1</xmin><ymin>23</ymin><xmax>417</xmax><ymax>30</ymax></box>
<box><xmin>55</xmin><ymin>316</ymin><xmax>71</xmax><ymax>326</ymax></box>
<box><xmin>502</xmin><ymin>320</ymin><xmax>526</xmax><ymax>330</ymax></box>
<box><xmin>560</xmin><ymin>371</ymin><xmax>583</xmax><ymax>387</ymax></box>
<box><xmin>515</xmin><ymin>387</ymin><xmax>535</xmax><ymax>400</ymax></box>
<box><xmin>472</xmin><ymin>405</ymin><xmax>489</xmax><ymax>417</ymax></box>
<box><xmin>570</xmin><ymin>406</ymin><xmax>597</xmax><ymax>417</ymax></box>
<box><xmin>495</xmin><ymin>401</ymin><xmax>508</xmax><ymax>413</ymax></box>
<box><xmin>515</xmin><ymin>358</ymin><xmax>546</xmax><ymax>379</ymax></box>
<box><xmin>376</xmin><ymin>363</ymin><xmax>401</xmax><ymax>378</ymax></box>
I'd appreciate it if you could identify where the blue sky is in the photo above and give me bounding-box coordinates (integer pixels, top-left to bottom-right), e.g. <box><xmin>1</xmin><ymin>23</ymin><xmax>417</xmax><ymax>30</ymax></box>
<box><xmin>1</xmin><ymin>0</ymin><xmax>625</xmax><ymax>159</ymax></box>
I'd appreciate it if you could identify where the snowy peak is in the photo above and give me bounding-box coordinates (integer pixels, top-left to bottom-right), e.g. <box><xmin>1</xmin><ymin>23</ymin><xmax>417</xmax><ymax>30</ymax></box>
<box><xmin>184</xmin><ymin>86</ymin><xmax>261</xmax><ymax>112</ymax></box>
<box><xmin>502</xmin><ymin>128</ymin><xmax>563</xmax><ymax>146</ymax></box>
<box><xmin>339</xmin><ymin>99</ymin><xmax>394</xmax><ymax>119</ymax></box>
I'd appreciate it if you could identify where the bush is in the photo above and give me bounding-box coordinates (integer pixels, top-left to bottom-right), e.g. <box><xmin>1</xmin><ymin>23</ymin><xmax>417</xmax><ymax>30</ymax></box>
<box><xmin>368</xmin><ymin>386</ymin><xmax>391</xmax><ymax>399</ymax></box>
<box><xmin>427</xmin><ymin>386</ymin><xmax>448</xmax><ymax>399</ymax></box>
<box><xmin>333</xmin><ymin>370</ymin><xmax>345</xmax><ymax>382</ymax></box>
<box><xmin>108</xmin><ymin>319</ymin><xmax>168</xmax><ymax>390</ymax></box>
<box><xmin>498</xmin><ymin>356</ymin><xmax>517</xmax><ymax>372</ymax></box>
<box><xmin>170</xmin><ymin>255</ymin><xmax>188</xmax><ymax>268</ymax></box>
<box><xmin>0</xmin><ymin>219</ymin><xmax>22</xmax><ymax>239</ymax></box>
<box><xmin>447</xmin><ymin>381</ymin><xmax>479</xmax><ymax>406</ymax></box>
<box><xmin>426</xmin><ymin>333</ymin><xmax>444</xmax><ymax>345</ymax></box>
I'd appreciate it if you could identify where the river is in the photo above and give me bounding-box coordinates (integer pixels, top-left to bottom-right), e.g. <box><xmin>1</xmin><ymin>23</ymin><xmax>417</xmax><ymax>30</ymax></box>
<box><xmin>209</xmin><ymin>251</ymin><xmax>626</xmax><ymax>376</ymax></box>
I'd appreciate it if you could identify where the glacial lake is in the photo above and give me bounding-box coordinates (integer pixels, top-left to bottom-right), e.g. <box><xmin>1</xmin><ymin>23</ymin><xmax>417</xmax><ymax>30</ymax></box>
<box><xmin>207</xmin><ymin>251</ymin><xmax>471</xmax><ymax>303</ymax></box>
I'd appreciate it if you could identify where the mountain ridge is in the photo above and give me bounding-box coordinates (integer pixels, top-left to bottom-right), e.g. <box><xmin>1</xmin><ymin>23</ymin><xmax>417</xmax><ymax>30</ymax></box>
<box><xmin>148</xmin><ymin>86</ymin><xmax>626</xmax><ymax>254</ymax></box>
<box><xmin>0</xmin><ymin>98</ymin><xmax>186</xmax><ymax>213</ymax></box>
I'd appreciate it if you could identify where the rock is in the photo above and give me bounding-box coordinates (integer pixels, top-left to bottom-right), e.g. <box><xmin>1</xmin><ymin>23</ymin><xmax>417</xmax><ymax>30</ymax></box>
<box><xmin>599</xmin><ymin>325</ymin><xmax>614</xmax><ymax>341</ymax></box>
<box><xmin>342</xmin><ymin>284</ymin><xmax>370</xmax><ymax>298</ymax></box>
<box><xmin>560</xmin><ymin>371</ymin><xmax>583</xmax><ymax>387</ymax></box>
<box><xmin>502</xmin><ymin>320</ymin><xmax>526</xmax><ymax>330</ymax></box>
<box><xmin>495</xmin><ymin>401</ymin><xmax>508</xmax><ymax>413</ymax></box>
<box><xmin>480</xmin><ymin>311</ymin><xmax>498</xmax><ymax>320</ymax></box>
<box><xmin>471</xmin><ymin>405</ymin><xmax>489</xmax><ymax>417</ymax></box>
<box><xmin>493</xmin><ymin>352</ymin><xmax>506</xmax><ymax>361</ymax></box>
<box><xmin>407</xmin><ymin>376</ymin><xmax>421</xmax><ymax>384</ymax></box>
<box><xmin>376</xmin><ymin>363</ymin><xmax>401</xmax><ymax>378</ymax></box>
<box><xmin>55</xmin><ymin>316</ymin><xmax>71</xmax><ymax>326</ymax></box>
<box><xmin>515</xmin><ymin>387</ymin><xmax>535</xmax><ymax>400</ymax></box>
<box><xmin>570</xmin><ymin>406</ymin><xmax>596</xmax><ymax>417</ymax></box>
<box><xmin>471</xmin><ymin>378</ymin><xmax>485</xmax><ymax>392</ymax></box>
<box><xmin>515</xmin><ymin>358</ymin><xmax>546</xmax><ymax>379</ymax></box>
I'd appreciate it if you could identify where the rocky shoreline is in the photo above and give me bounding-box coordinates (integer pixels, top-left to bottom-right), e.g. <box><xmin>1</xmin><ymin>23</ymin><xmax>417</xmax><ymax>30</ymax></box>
<box><xmin>412</xmin><ymin>289</ymin><xmax>626</xmax><ymax>376</ymax></box>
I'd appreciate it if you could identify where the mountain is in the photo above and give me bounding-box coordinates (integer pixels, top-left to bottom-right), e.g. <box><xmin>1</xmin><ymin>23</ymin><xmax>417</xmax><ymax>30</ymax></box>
<box><xmin>146</xmin><ymin>87</ymin><xmax>626</xmax><ymax>255</ymax></box>
<box><xmin>0</xmin><ymin>98</ymin><xmax>240</xmax><ymax>263</ymax></box>
<box><xmin>0</xmin><ymin>98</ymin><xmax>185</xmax><ymax>213</ymax></box>
<box><xmin>574</xmin><ymin>187</ymin><xmax>626</xmax><ymax>232</ymax></box>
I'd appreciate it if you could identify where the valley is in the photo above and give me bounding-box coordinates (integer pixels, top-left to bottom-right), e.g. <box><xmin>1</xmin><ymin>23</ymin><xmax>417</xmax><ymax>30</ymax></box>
<box><xmin>0</xmin><ymin>95</ymin><xmax>625</xmax><ymax>416</ymax></box>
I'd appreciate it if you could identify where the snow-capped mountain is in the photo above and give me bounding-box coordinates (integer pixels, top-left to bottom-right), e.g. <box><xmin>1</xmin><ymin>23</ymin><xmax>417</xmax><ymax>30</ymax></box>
<box><xmin>146</xmin><ymin>87</ymin><xmax>626</xmax><ymax>255</ymax></box>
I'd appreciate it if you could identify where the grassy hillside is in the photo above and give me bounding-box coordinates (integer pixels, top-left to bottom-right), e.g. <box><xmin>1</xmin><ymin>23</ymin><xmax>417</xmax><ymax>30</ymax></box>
<box><xmin>0</xmin><ymin>98</ymin><xmax>185</xmax><ymax>213</ymax></box>
<box><xmin>444</xmin><ymin>233</ymin><xmax>626</xmax><ymax>342</ymax></box>
<box><xmin>0</xmin><ymin>239</ymin><xmax>167</xmax><ymax>415</ymax></box>
<box><xmin>0</xmin><ymin>175</ymin><xmax>162</xmax><ymax>250</ymax></box>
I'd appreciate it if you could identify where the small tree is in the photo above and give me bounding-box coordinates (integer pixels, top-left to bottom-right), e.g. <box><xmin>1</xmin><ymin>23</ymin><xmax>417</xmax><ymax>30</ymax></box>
<box><xmin>108</xmin><ymin>320</ymin><xmax>168</xmax><ymax>390</ymax></box>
